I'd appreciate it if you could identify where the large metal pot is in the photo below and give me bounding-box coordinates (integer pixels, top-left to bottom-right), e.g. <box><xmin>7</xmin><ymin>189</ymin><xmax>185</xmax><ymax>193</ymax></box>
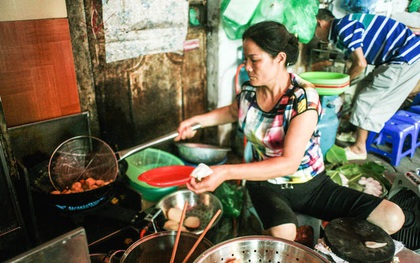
<box><xmin>113</xmin><ymin>231</ymin><xmax>213</xmax><ymax>263</ymax></box>
<box><xmin>193</xmin><ymin>235</ymin><xmax>329</xmax><ymax>263</ymax></box>
<box><xmin>175</xmin><ymin>143</ymin><xmax>230</xmax><ymax>165</ymax></box>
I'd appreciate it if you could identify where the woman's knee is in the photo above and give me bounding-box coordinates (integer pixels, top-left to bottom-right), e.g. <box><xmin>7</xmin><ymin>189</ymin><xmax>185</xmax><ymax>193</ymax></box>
<box><xmin>266</xmin><ymin>223</ymin><xmax>297</xmax><ymax>241</ymax></box>
<box><xmin>368</xmin><ymin>200</ymin><xmax>405</xmax><ymax>235</ymax></box>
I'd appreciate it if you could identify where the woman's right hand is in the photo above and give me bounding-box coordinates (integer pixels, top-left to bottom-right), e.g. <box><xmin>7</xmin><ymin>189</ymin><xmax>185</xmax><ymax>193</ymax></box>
<box><xmin>174</xmin><ymin>119</ymin><xmax>200</xmax><ymax>141</ymax></box>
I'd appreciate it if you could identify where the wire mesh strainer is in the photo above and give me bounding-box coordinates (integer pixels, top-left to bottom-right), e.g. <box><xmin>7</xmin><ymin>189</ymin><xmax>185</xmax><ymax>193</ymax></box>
<box><xmin>48</xmin><ymin>136</ymin><xmax>118</xmax><ymax>192</ymax></box>
<box><xmin>156</xmin><ymin>189</ymin><xmax>223</xmax><ymax>235</ymax></box>
<box><xmin>193</xmin><ymin>235</ymin><xmax>329</xmax><ymax>263</ymax></box>
<box><xmin>48</xmin><ymin>124</ymin><xmax>202</xmax><ymax>193</ymax></box>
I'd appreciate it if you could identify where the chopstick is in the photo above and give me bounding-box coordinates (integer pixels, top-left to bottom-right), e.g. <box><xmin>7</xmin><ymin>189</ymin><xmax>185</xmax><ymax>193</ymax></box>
<box><xmin>181</xmin><ymin>209</ymin><xmax>222</xmax><ymax>263</ymax></box>
<box><xmin>170</xmin><ymin>201</ymin><xmax>189</xmax><ymax>263</ymax></box>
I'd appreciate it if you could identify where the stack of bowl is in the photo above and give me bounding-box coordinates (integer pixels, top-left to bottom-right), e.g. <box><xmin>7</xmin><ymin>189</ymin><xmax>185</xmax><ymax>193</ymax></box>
<box><xmin>299</xmin><ymin>71</ymin><xmax>350</xmax><ymax>96</ymax></box>
<box><xmin>125</xmin><ymin>148</ymin><xmax>185</xmax><ymax>202</ymax></box>
<box><xmin>299</xmin><ymin>71</ymin><xmax>350</xmax><ymax>157</ymax></box>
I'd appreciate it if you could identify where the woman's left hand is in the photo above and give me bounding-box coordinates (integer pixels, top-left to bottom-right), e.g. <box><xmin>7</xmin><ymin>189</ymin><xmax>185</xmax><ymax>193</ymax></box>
<box><xmin>186</xmin><ymin>165</ymin><xmax>227</xmax><ymax>194</ymax></box>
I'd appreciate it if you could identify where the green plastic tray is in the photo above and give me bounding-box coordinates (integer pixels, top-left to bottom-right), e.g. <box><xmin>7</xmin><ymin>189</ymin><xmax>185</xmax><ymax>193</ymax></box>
<box><xmin>300</xmin><ymin>71</ymin><xmax>350</xmax><ymax>95</ymax></box>
<box><xmin>300</xmin><ymin>71</ymin><xmax>349</xmax><ymax>85</ymax></box>
<box><xmin>125</xmin><ymin>148</ymin><xmax>185</xmax><ymax>201</ymax></box>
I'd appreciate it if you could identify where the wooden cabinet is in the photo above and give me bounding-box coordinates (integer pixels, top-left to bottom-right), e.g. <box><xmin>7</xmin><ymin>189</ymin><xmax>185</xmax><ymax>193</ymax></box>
<box><xmin>0</xmin><ymin>19</ymin><xmax>80</xmax><ymax>127</ymax></box>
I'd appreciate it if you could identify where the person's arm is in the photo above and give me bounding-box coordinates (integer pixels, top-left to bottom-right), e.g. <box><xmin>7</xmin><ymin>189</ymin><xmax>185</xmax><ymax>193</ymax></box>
<box><xmin>187</xmin><ymin>109</ymin><xmax>319</xmax><ymax>193</ymax></box>
<box><xmin>174</xmin><ymin>102</ymin><xmax>238</xmax><ymax>141</ymax></box>
<box><xmin>348</xmin><ymin>47</ymin><xmax>367</xmax><ymax>81</ymax></box>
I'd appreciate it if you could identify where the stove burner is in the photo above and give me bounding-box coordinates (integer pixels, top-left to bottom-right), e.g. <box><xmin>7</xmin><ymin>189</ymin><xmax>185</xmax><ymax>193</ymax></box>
<box><xmin>55</xmin><ymin>196</ymin><xmax>107</xmax><ymax>211</ymax></box>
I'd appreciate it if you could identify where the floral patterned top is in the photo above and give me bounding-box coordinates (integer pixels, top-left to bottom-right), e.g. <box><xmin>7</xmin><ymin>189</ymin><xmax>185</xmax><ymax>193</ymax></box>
<box><xmin>237</xmin><ymin>73</ymin><xmax>325</xmax><ymax>184</ymax></box>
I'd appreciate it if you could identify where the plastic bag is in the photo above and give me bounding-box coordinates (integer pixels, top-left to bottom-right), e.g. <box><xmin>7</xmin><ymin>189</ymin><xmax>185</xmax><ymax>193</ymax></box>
<box><xmin>409</xmin><ymin>0</ymin><xmax>420</xmax><ymax>13</ymax></box>
<box><xmin>221</xmin><ymin>0</ymin><xmax>261</xmax><ymax>39</ymax></box>
<box><xmin>251</xmin><ymin>0</ymin><xmax>318</xmax><ymax>44</ymax></box>
<box><xmin>214</xmin><ymin>182</ymin><xmax>244</xmax><ymax>218</ymax></box>
<box><xmin>340</xmin><ymin>0</ymin><xmax>379</xmax><ymax>13</ymax></box>
<box><xmin>221</xmin><ymin>0</ymin><xmax>318</xmax><ymax>44</ymax></box>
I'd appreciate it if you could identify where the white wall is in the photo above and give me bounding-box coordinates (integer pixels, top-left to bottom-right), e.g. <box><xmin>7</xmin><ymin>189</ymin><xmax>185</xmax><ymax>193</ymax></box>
<box><xmin>0</xmin><ymin>0</ymin><xmax>67</xmax><ymax>21</ymax></box>
<box><xmin>214</xmin><ymin>24</ymin><xmax>242</xmax><ymax>145</ymax></box>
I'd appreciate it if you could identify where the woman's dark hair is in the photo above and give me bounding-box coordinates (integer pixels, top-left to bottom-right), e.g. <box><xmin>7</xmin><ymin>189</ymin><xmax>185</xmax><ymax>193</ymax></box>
<box><xmin>242</xmin><ymin>21</ymin><xmax>299</xmax><ymax>65</ymax></box>
<box><xmin>316</xmin><ymin>9</ymin><xmax>335</xmax><ymax>21</ymax></box>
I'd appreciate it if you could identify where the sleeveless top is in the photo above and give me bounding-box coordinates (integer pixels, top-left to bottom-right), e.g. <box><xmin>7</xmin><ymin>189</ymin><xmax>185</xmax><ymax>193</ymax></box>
<box><xmin>237</xmin><ymin>73</ymin><xmax>325</xmax><ymax>184</ymax></box>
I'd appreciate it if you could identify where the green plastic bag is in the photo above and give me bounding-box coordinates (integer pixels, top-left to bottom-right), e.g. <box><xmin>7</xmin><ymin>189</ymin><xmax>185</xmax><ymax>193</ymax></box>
<box><xmin>214</xmin><ymin>182</ymin><xmax>244</xmax><ymax>218</ymax></box>
<box><xmin>221</xmin><ymin>0</ymin><xmax>261</xmax><ymax>40</ymax></box>
<box><xmin>221</xmin><ymin>0</ymin><xmax>318</xmax><ymax>43</ymax></box>
<box><xmin>409</xmin><ymin>0</ymin><xmax>420</xmax><ymax>12</ymax></box>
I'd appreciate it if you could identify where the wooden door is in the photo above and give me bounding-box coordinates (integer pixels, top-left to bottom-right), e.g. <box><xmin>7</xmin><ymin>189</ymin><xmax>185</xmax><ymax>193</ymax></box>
<box><xmin>84</xmin><ymin>0</ymin><xmax>208</xmax><ymax>151</ymax></box>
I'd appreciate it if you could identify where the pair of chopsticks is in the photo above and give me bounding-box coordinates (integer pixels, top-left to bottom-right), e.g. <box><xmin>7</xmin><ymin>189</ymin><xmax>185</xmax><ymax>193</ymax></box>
<box><xmin>170</xmin><ymin>201</ymin><xmax>189</xmax><ymax>263</ymax></box>
<box><xmin>169</xmin><ymin>201</ymin><xmax>222</xmax><ymax>263</ymax></box>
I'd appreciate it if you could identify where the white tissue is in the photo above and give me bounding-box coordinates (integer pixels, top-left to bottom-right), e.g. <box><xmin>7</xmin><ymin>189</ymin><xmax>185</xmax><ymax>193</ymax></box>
<box><xmin>191</xmin><ymin>163</ymin><xmax>213</xmax><ymax>181</ymax></box>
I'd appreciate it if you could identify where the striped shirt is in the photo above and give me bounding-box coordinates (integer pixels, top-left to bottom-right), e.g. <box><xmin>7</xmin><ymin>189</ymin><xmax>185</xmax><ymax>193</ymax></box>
<box><xmin>329</xmin><ymin>13</ymin><xmax>420</xmax><ymax>65</ymax></box>
<box><xmin>237</xmin><ymin>73</ymin><xmax>324</xmax><ymax>184</ymax></box>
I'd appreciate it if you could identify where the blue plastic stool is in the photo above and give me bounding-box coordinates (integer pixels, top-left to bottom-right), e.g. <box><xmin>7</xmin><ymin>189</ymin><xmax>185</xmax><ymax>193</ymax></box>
<box><xmin>408</xmin><ymin>105</ymin><xmax>420</xmax><ymax>115</ymax></box>
<box><xmin>366</xmin><ymin>118</ymin><xmax>416</xmax><ymax>166</ymax></box>
<box><xmin>412</xmin><ymin>93</ymin><xmax>420</xmax><ymax>105</ymax></box>
<box><xmin>392</xmin><ymin>110</ymin><xmax>420</xmax><ymax>148</ymax></box>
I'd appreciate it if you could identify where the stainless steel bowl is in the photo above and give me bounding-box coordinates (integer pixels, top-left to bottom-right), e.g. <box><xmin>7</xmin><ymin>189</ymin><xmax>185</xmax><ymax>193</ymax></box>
<box><xmin>156</xmin><ymin>189</ymin><xmax>223</xmax><ymax>234</ymax></box>
<box><xmin>193</xmin><ymin>235</ymin><xmax>330</xmax><ymax>263</ymax></box>
<box><xmin>175</xmin><ymin>143</ymin><xmax>230</xmax><ymax>165</ymax></box>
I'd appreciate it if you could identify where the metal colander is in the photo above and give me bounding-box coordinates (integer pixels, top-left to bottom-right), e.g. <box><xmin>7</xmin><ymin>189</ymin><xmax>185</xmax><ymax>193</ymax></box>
<box><xmin>193</xmin><ymin>235</ymin><xmax>330</xmax><ymax>263</ymax></box>
<box><xmin>48</xmin><ymin>136</ymin><xmax>118</xmax><ymax>192</ymax></box>
<box><xmin>156</xmin><ymin>189</ymin><xmax>223</xmax><ymax>234</ymax></box>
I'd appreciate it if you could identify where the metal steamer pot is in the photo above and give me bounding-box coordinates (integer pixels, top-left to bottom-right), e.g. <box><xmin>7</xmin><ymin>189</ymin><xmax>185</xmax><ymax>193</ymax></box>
<box><xmin>193</xmin><ymin>235</ymin><xmax>329</xmax><ymax>263</ymax></box>
<box><xmin>110</xmin><ymin>231</ymin><xmax>213</xmax><ymax>263</ymax></box>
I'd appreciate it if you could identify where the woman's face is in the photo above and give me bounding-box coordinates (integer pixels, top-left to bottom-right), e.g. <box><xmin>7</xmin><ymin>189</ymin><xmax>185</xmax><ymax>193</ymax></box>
<box><xmin>242</xmin><ymin>38</ymin><xmax>280</xmax><ymax>87</ymax></box>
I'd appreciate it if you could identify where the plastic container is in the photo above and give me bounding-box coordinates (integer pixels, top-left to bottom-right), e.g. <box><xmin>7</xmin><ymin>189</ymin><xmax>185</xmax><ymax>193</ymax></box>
<box><xmin>125</xmin><ymin>148</ymin><xmax>185</xmax><ymax>202</ymax></box>
<box><xmin>300</xmin><ymin>72</ymin><xmax>350</xmax><ymax>96</ymax></box>
<box><xmin>318</xmin><ymin>96</ymin><xmax>340</xmax><ymax>157</ymax></box>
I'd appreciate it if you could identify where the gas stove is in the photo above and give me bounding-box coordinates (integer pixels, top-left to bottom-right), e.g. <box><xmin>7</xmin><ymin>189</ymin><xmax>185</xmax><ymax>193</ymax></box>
<box><xmin>31</xmin><ymin>182</ymin><xmax>180</xmax><ymax>257</ymax></box>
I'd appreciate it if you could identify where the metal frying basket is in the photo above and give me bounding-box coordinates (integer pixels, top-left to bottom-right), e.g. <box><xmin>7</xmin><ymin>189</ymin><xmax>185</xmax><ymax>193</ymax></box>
<box><xmin>48</xmin><ymin>136</ymin><xmax>118</xmax><ymax>192</ymax></box>
<box><xmin>193</xmin><ymin>235</ymin><xmax>329</xmax><ymax>263</ymax></box>
<box><xmin>48</xmin><ymin>124</ymin><xmax>202</xmax><ymax>192</ymax></box>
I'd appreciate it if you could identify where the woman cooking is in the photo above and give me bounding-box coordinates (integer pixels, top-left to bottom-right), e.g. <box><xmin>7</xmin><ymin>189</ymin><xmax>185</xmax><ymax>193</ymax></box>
<box><xmin>174</xmin><ymin>21</ymin><xmax>405</xmax><ymax>241</ymax></box>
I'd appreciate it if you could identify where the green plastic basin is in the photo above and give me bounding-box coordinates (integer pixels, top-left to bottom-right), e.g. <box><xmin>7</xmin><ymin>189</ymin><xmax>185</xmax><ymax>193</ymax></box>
<box><xmin>125</xmin><ymin>148</ymin><xmax>185</xmax><ymax>202</ymax></box>
<box><xmin>300</xmin><ymin>71</ymin><xmax>350</xmax><ymax>96</ymax></box>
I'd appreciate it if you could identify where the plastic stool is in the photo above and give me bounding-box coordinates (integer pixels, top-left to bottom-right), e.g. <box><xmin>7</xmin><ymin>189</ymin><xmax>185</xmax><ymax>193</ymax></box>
<box><xmin>408</xmin><ymin>105</ymin><xmax>420</xmax><ymax>115</ymax></box>
<box><xmin>412</xmin><ymin>93</ymin><xmax>420</xmax><ymax>105</ymax></box>
<box><xmin>366</xmin><ymin>118</ymin><xmax>416</xmax><ymax>166</ymax></box>
<box><xmin>392</xmin><ymin>110</ymin><xmax>420</xmax><ymax>148</ymax></box>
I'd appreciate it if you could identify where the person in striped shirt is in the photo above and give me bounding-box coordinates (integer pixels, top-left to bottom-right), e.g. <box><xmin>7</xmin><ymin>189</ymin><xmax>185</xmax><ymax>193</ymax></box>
<box><xmin>315</xmin><ymin>9</ymin><xmax>420</xmax><ymax>161</ymax></box>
